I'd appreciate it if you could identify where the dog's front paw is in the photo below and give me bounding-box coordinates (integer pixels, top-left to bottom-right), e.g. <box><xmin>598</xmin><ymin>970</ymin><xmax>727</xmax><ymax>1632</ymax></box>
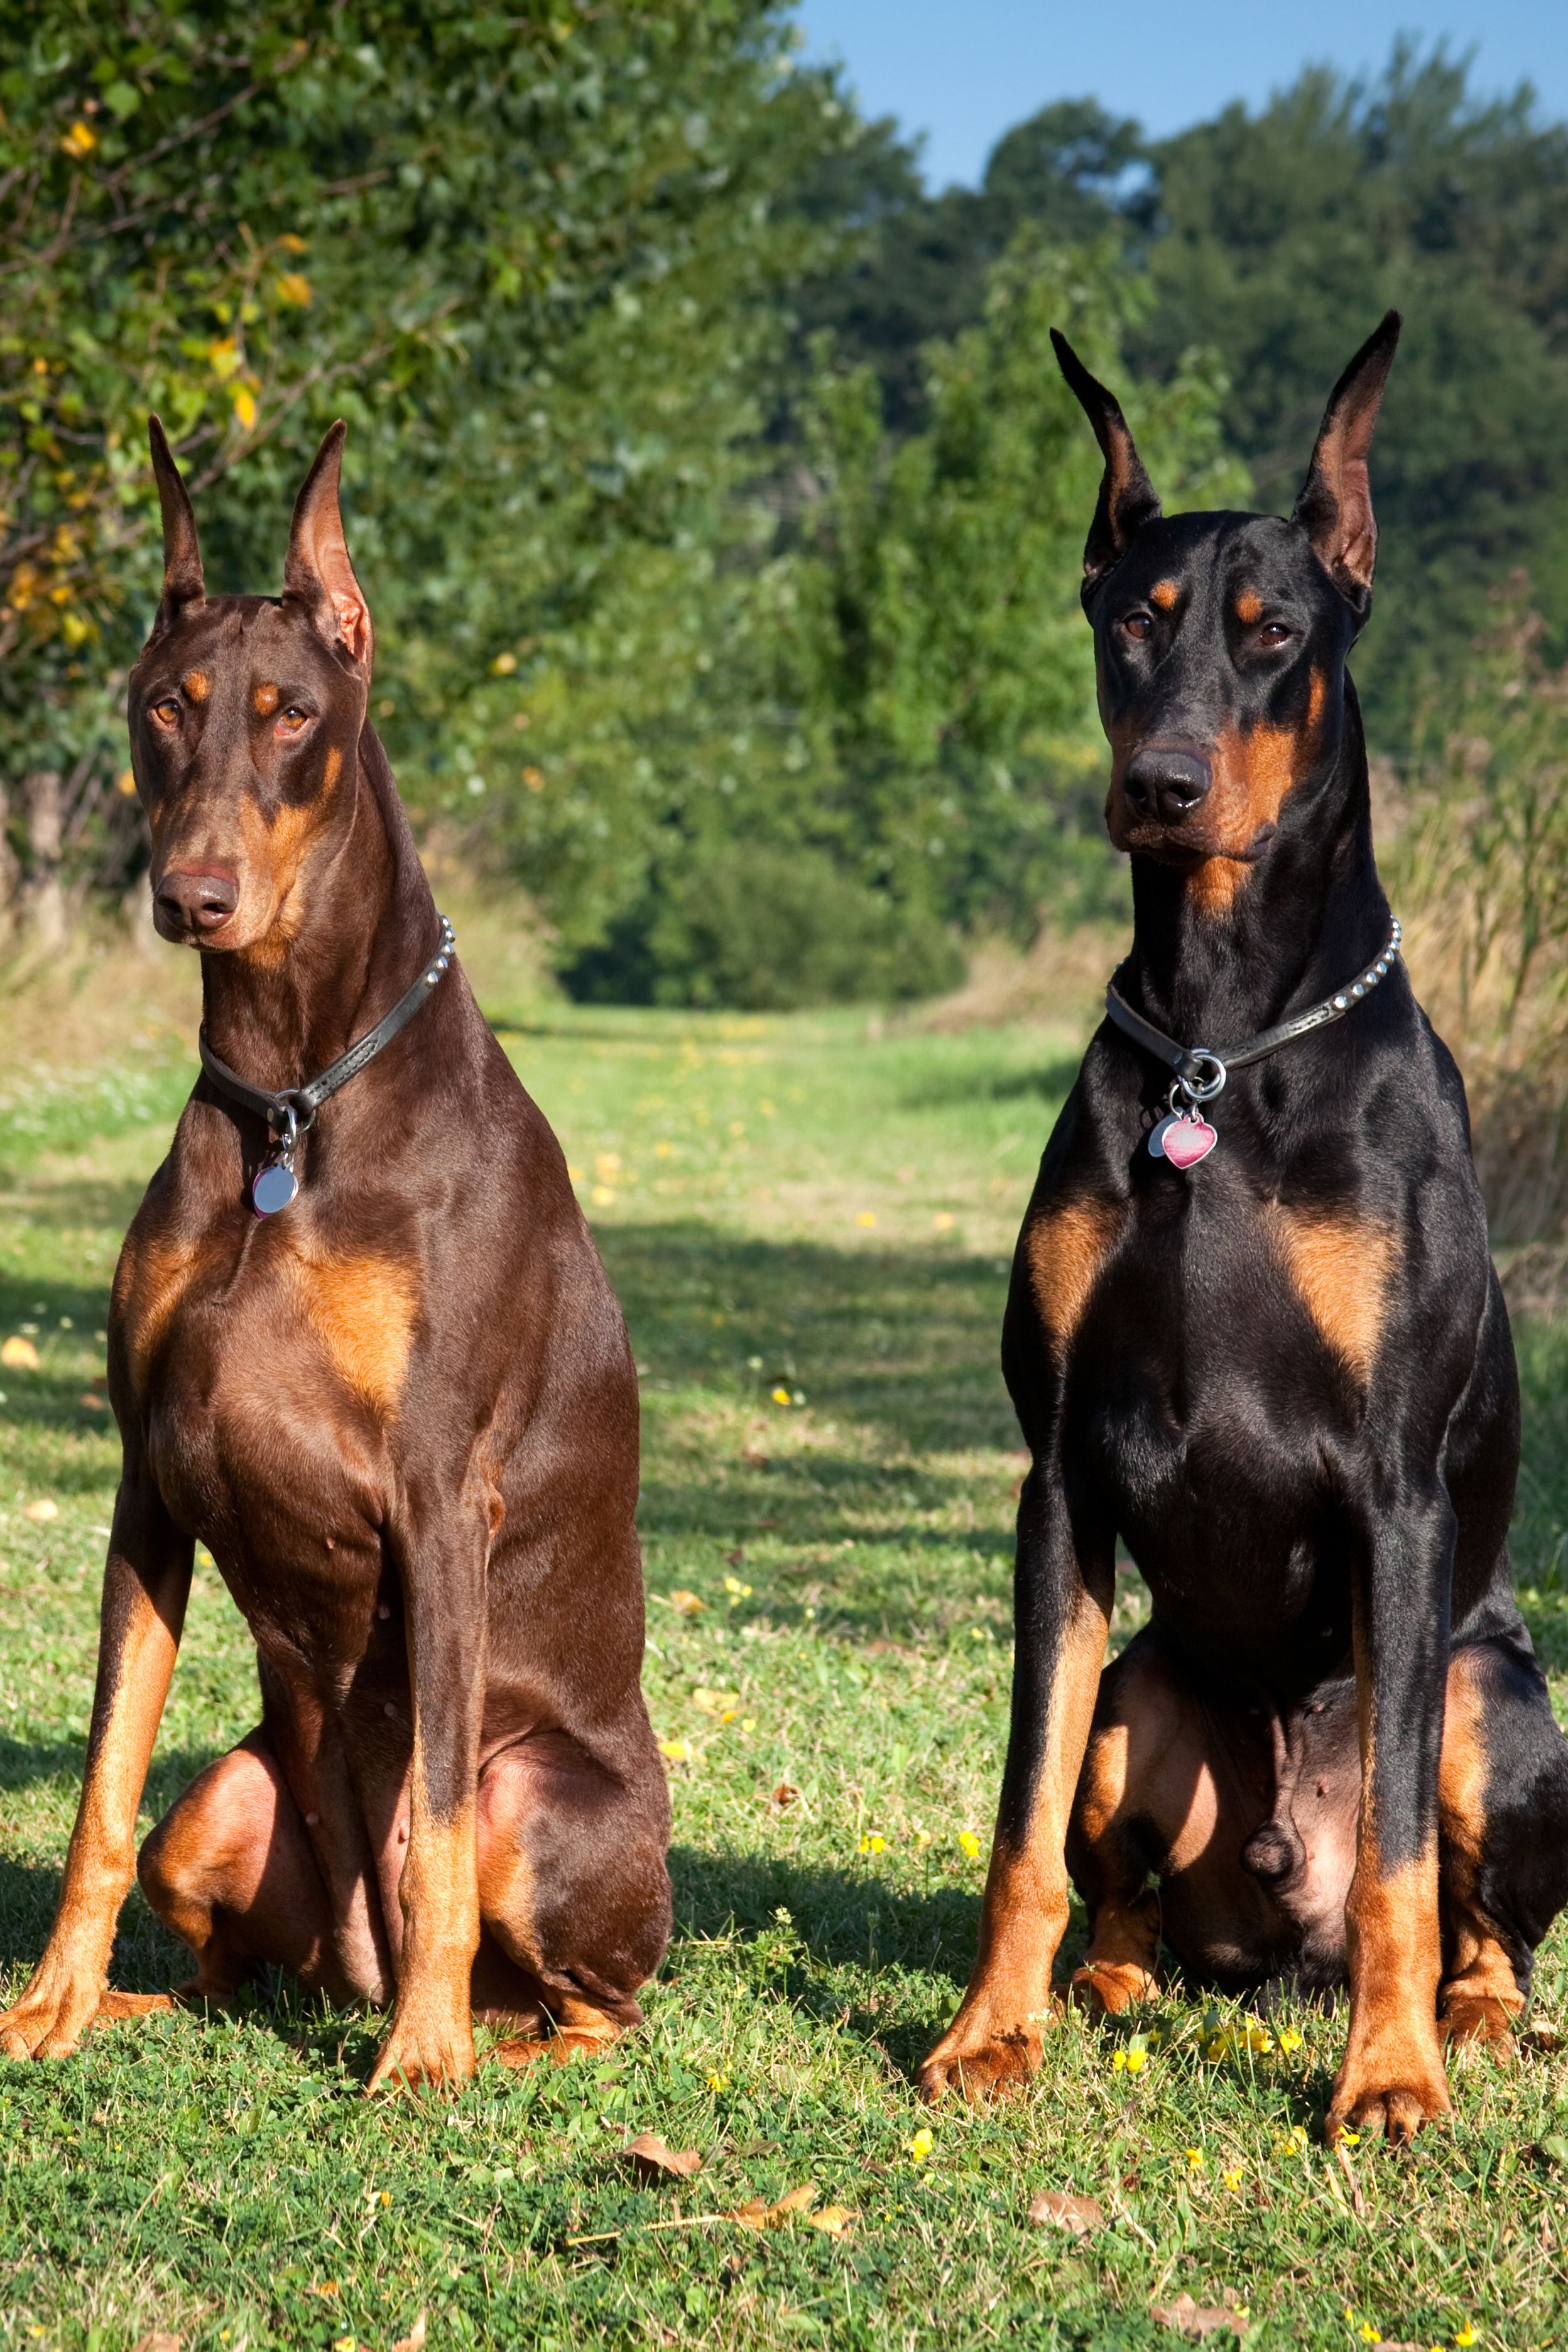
<box><xmin>1069</xmin><ymin>1959</ymin><xmax>1157</xmax><ymax>2017</ymax></box>
<box><xmin>917</xmin><ymin>2012</ymin><xmax>1047</xmax><ymax>2103</ymax></box>
<box><xmin>366</xmin><ymin>2003</ymin><xmax>476</xmax><ymax>2096</ymax></box>
<box><xmin>0</xmin><ymin>1957</ymin><xmax>133</xmax><ymax>2060</ymax></box>
<box><xmin>1327</xmin><ymin>2034</ymin><xmax>1451</xmax><ymax>2145</ymax></box>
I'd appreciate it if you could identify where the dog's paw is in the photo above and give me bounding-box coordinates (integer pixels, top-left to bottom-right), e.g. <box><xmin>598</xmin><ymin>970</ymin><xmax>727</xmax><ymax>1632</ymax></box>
<box><xmin>1441</xmin><ymin>1991</ymin><xmax>1520</xmax><ymax>2057</ymax></box>
<box><xmin>366</xmin><ymin>2006</ymin><xmax>476</xmax><ymax>2096</ymax></box>
<box><xmin>0</xmin><ymin>1968</ymin><xmax>138</xmax><ymax>2060</ymax></box>
<box><xmin>1327</xmin><ymin>2041</ymin><xmax>1452</xmax><ymax>2145</ymax></box>
<box><xmin>1069</xmin><ymin>1960</ymin><xmax>1157</xmax><ymax>2017</ymax></box>
<box><xmin>917</xmin><ymin>2017</ymin><xmax>1045</xmax><ymax>2103</ymax></box>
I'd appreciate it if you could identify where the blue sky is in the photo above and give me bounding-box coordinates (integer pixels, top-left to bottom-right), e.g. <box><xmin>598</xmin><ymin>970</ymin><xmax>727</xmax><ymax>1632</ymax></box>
<box><xmin>791</xmin><ymin>2</ymin><xmax>1568</xmax><ymax>188</ymax></box>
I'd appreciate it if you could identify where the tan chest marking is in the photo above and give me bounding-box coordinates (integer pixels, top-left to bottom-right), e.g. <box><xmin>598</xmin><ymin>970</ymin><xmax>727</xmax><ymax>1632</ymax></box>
<box><xmin>1026</xmin><ymin>1199</ymin><xmax>1121</xmax><ymax>1356</ymax></box>
<box><xmin>282</xmin><ymin>1243</ymin><xmax>420</xmax><ymax>1419</ymax></box>
<box><xmin>1267</xmin><ymin>1205</ymin><xmax>1398</xmax><ymax>1384</ymax></box>
<box><xmin>114</xmin><ymin>1232</ymin><xmax>204</xmax><ymax>1392</ymax></box>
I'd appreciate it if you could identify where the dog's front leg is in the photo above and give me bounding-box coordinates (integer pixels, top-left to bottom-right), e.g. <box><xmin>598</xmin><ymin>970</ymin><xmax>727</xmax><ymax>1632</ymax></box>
<box><xmin>918</xmin><ymin>1465</ymin><xmax>1112</xmax><ymax>2100</ymax></box>
<box><xmin>1327</xmin><ymin>1485</ymin><xmax>1456</xmax><ymax>2144</ymax></box>
<box><xmin>367</xmin><ymin>1494</ymin><xmax>487</xmax><ymax>2096</ymax></box>
<box><xmin>0</xmin><ymin>1467</ymin><xmax>191</xmax><ymax>2058</ymax></box>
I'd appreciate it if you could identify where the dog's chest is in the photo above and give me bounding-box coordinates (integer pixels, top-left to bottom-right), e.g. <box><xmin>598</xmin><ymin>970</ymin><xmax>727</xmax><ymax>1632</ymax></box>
<box><xmin>115</xmin><ymin>1200</ymin><xmax>422</xmax><ymax>1587</ymax></box>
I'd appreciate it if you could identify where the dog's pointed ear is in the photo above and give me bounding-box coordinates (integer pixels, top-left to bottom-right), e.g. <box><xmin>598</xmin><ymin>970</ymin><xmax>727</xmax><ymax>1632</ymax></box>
<box><xmin>148</xmin><ymin>416</ymin><xmax>205</xmax><ymax>631</ymax></box>
<box><xmin>1293</xmin><ymin>311</ymin><xmax>1401</xmax><ymax>611</ymax></box>
<box><xmin>283</xmin><ymin>421</ymin><xmax>373</xmax><ymax>669</ymax></box>
<box><xmin>1051</xmin><ymin>328</ymin><xmax>1162</xmax><ymax>592</ymax></box>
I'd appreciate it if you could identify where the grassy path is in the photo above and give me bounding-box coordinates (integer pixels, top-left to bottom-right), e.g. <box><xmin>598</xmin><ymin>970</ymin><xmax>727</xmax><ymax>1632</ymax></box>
<box><xmin>3</xmin><ymin>996</ymin><xmax>1568</xmax><ymax>2348</ymax></box>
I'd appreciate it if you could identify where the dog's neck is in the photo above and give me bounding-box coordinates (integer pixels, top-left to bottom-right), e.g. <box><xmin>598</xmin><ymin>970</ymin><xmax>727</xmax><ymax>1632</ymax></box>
<box><xmin>197</xmin><ymin>726</ymin><xmax>440</xmax><ymax>1094</ymax></box>
<box><xmin>1121</xmin><ymin>682</ymin><xmax>1393</xmax><ymax>1051</ymax></box>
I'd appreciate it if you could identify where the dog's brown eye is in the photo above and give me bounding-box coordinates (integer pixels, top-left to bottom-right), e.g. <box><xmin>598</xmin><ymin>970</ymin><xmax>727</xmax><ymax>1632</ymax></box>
<box><xmin>1123</xmin><ymin>612</ymin><xmax>1153</xmax><ymax>643</ymax></box>
<box><xmin>1258</xmin><ymin>622</ymin><xmax>1292</xmax><ymax>646</ymax></box>
<box><xmin>150</xmin><ymin>698</ymin><xmax>180</xmax><ymax>728</ymax></box>
<box><xmin>277</xmin><ymin>706</ymin><xmax>310</xmax><ymax>732</ymax></box>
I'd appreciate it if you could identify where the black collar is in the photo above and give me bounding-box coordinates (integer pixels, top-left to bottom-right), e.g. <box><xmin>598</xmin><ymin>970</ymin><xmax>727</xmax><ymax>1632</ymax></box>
<box><xmin>1104</xmin><ymin>916</ymin><xmax>1401</xmax><ymax>1108</ymax></box>
<box><xmin>199</xmin><ymin>912</ymin><xmax>455</xmax><ymax>1157</ymax></box>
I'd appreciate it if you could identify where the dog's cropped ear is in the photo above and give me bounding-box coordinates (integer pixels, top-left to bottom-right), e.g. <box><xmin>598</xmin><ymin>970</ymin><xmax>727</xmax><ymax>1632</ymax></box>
<box><xmin>283</xmin><ymin>421</ymin><xmax>373</xmax><ymax>670</ymax></box>
<box><xmin>148</xmin><ymin>416</ymin><xmax>205</xmax><ymax>633</ymax></box>
<box><xmin>1293</xmin><ymin>312</ymin><xmax>1401</xmax><ymax>614</ymax></box>
<box><xmin>1051</xmin><ymin>329</ymin><xmax>1162</xmax><ymax>594</ymax></box>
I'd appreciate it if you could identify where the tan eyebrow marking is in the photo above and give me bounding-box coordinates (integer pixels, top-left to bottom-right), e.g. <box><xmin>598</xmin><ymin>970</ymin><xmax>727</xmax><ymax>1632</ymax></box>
<box><xmin>1149</xmin><ymin>579</ymin><xmax>1180</xmax><ymax>612</ymax></box>
<box><xmin>182</xmin><ymin>670</ymin><xmax>209</xmax><ymax>701</ymax></box>
<box><xmin>1234</xmin><ymin>590</ymin><xmax>1264</xmax><ymax>624</ymax></box>
<box><xmin>253</xmin><ymin>682</ymin><xmax>279</xmax><ymax>716</ymax></box>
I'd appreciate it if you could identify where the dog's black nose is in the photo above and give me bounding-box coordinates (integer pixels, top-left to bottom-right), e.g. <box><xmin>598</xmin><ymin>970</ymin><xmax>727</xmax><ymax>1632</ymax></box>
<box><xmin>1123</xmin><ymin>744</ymin><xmax>1214</xmax><ymax>825</ymax></box>
<box><xmin>155</xmin><ymin>866</ymin><xmax>239</xmax><ymax>934</ymax></box>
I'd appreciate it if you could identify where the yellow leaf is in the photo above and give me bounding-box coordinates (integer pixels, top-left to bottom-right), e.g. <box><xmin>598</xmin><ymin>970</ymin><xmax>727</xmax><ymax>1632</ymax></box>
<box><xmin>116</xmin><ymin>767</ymin><xmax>138</xmax><ymax>797</ymax></box>
<box><xmin>768</xmin><ymin>2181</ymin><xmax>817</xmax><ymax>2222</ymax></box>
<box><xmin>61</xmin><ymin>120</ymin><xmax>98</xmax><ymax>158</ymax></box>
<box><xmin>275</xmin><ymin>271</ymin><xmax>312</xmax><ymax>306</ymax></box>
<box><xmin>667</xmin><ymin>1589</ymin><xmax>704</xmax><ymax>1616</ymax></box>
<box><xmin>232</xmin><ymin>386</ymin><xmax>258</xmax><ymax>431</ymax></box>
<box><xmin>1</xmin><ymin>1336</ymin><xmax>40</xmax><ymax>1369</ymax></box>
<box><xmin>23</xmin><ymin>1498</ymin><xmax>58</xmax><ymax>1523</ymax></box>
<box><xmin>656</xmin><ymin>1738</ymin><xmax>691</xmax><ymax>1764</ymax></box>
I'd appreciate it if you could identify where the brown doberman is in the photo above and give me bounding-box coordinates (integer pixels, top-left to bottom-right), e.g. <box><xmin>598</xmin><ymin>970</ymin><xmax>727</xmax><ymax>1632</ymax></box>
<box><xmin>0</xmin><ymin>423</ymin><xmax>671</xmax><ymax>2090</ymax></box>
<box><xmin>920</xmin><ymin>317</ymin><xmax>1568</xmax><ymax>2139</ymax></box>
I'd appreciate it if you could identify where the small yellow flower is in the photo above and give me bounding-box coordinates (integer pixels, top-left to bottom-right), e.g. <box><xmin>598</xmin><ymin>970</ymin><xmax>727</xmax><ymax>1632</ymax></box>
<box><xmin>656</xmin><ymin>1737</ymin><xmax>691</xmax><ymax>1764</ymax></box>
<box><xmin>741</xmin><ymin>1716</ymin><xmax>755</xmax><ymax>1731</ymax></box>
<box><xmin>61</xmin><ymin>119</ymin><xmax>98</xmax><ymax>157</ymax></box>
<box><xmin>1123</xmin><ymin>2047</ymin><xmax>1146</xmax><ymax>2074</ymax></box>
<box><xmin>1111</xmin><ymin>2049</ymin><xmax>1126</xmax><ymax>2072</ymax></box>
<box><xmin>380</xmin><ymin>2189</ymin><xmax>391</xmax><ymax>2206</ymax></box>
<box><xmin>1456</xmin><ymin>2331</ymin><xmax>1476</xmax><ymax>2349</ymax></box>
<box><xmin>908</xmin><ymin>2127</ymin><xmax>934</xmax><ymax>2164</ymax></box>
<box><xmin>567</xmin><ymin>1164</ymin><xmax>584</xmax><ymax>1182</ymax></box>
<box><xmin>491</xmin><ymin>651</ymin><xmax>518</xmax><ymax>675</ymax></box>
<box><xmin>1339</xmin><ymin>2129</ymin><xmax>1361</xmax><ymax>2147</ymax></box>
<box><xmin>859</xmin><ymin>1833</ymin><xmax>886</xmax><ymax>1854</ymax></box>
<box><xmin>933</xmin><ymin>1211</ymin><xmax>955</xmax><ymax>1231</ymax></box>
<box><xmin>1222</xmin><ymin>2165</ymin><xmax>1243</xmax><ymax>2192</ymax></box>
<box><xmin>856</xmin><ymin>1210</ymin><xmax>876</xmax><ymax>1227</ymax></box>
<box><xmin>771</xmin><ymin>1385</ymin><xmax>791</xmax><ymax>1405</ymax></box>
<box><xmin>1243</xmin><ymin>2023</ymin><xmax>1273</xmax><ymax>2052</ymax></box>
<box><xmin>1360</xmin><ymin>2328</ymin><xmax>1381</xmax><ymax>2346</ymax></box>
<box><xmin>591</xmin><ymin>1184</ymin><xmax>615</xmax><ymax>1207</ymax></box>
<box><xmin>276</xmin><ymin>271</ymin><xmax>312</xmax><ymax>305</ymax></box>
<box><xmin>334</xmin><ymin>2338</ymin><xmax>357</xmax><ymax>2352</ymax></box>
<box><xmin>1277</xmin><ymin>2026</ymin><xmax>1304</xmax><ymax>2053</ymax></box>
<box><xmin>957</xmin><ymin>1830</ymin><xmax>981</xmax><ymax>1859</ymax></box>
<box><xmin>1184</xmin><ymin>2147</ymin><xmax>1204</xmax><ymax>2171</ymax></box>
<box><xmin>232</xmin><ymin>386</ymin><xmax>258</xmax><ymax>430</ymax></box>
<box><xmin>707</xmin><ymin>2071</ymin><xmax>729</xmax><ymax>2091</ymax></box>
<box><xmin>723</xmin><ymin>1573</ymin><xmax>754</xmax><ymax>1599</ymax></box>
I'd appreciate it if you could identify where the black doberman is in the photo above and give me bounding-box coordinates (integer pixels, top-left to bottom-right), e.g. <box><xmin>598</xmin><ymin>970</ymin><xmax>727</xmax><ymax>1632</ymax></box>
<box><xmin>920</xmin><ymin>315</ymin><xmax>1568</xmax><ymax>2140</ymax></box>
<box><xmin>0</xmin><ymin>423</ymin><xmax>670</xmax><ymax>2089</ymax></box>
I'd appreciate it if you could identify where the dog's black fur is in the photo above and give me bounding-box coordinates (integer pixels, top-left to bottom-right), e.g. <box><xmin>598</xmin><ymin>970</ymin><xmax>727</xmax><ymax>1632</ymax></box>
<box><xmin>920</xmin><ymin>315</ymin><xmax>1568</xmax><ymax>2140</ymax></box>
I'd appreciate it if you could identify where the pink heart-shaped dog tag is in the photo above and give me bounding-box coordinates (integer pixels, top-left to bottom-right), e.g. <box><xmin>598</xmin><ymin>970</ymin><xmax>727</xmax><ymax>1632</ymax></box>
<box><xmin>1161</xmin><ymin>1116</ymin><xmax>1217</xmax><ymax>1170</ymax></box>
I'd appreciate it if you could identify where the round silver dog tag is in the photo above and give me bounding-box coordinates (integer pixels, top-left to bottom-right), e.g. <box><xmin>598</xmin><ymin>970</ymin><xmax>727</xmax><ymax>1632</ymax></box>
<box><xmin>253</xmin><ymin>1161</ymin><xmax>299</xmax><ymax>1216</ymax></box>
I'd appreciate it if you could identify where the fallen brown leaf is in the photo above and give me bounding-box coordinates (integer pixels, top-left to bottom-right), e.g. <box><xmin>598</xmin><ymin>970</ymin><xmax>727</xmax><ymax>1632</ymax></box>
<box><xmin>807</xmin><ymin>2203</ymin><xmax>857</xmax><ymax>2237</ymax></box>
<box><xmin>768</xmin><ymin>2182</ymin><xmax>818</xmax><ymax>2221</ymax></box>
<box><xmin>624</xmin><ymin>2131</ymin><xmax>702</xmax><ymax>2180</ymax></box>
<box><xmin>1151</xmin><ymin>2292</ymin><xmax>1248</xmax><ymax>2340</ymax></box>
<box><xmin>22</xmin><ymin>1497</ymin><xmax>58</xmax><ymax>1523</ymax></box>
<box><xmin>391</xmin><ymin>2317</ymin><xmax>427</xmax><ymax>2352</ymax></box>
<box><xmin>727</xmin><ymin>2195</ymin><xmax>772</xmax><ymax>2231</ymax></box>
<box><xmin>80</xmin><ymin>1390</ymin><xmax>107</xmax><ymax>1410</ymax></box>
<box><xmin>1026</xmin><ymin>2189</ymin><xmax>1106</xmax><ymax>2236</ymax></box>
<box><xmin>768</xmin><ymin>1783</ymin><xmax>800</xmax><ymax>1812</ymax></box>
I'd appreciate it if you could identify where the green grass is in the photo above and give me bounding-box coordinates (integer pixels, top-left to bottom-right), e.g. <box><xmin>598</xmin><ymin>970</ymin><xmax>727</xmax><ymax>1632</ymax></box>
<box><xmin>4</xmin><ymin>998</ymin><xmax>1568</xmax><ymax>2349</ymax></box>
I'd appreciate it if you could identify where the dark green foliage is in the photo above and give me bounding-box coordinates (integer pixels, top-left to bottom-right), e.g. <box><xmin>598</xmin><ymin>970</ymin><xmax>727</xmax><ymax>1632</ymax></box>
<box><xmin>1138</xmin><ymin>43</ymin><xmax>1568</xmax><ymax>732</ymax></box>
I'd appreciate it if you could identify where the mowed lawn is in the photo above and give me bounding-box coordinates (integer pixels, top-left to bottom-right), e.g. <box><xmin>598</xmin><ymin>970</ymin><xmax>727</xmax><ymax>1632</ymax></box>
<box><xmin>4</xmin><ymin>974</ymin><xmax>1568</xmax><ymax>2349</ymax></box>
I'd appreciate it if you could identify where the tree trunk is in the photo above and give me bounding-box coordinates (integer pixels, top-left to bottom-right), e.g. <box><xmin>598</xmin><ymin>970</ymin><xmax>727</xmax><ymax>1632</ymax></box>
<box><xmin>20</xmin><ymin>768</ymin><xmax>67</xmax><ymax>948</ymax></box>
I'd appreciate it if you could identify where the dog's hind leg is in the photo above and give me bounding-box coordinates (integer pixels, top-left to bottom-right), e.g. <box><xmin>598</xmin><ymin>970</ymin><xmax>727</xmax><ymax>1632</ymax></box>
<box><xmin>472</xmin><ymin>1728</ymin><xmax>672</xmax><ymax>2068</ymax></box>
<box><xmin>1440</xmin><ymin>1638</ymin><xmax>1568</xmax><ymax>2050</ymax></box>
<box><xmin>1067</xmin><ymin>1631</ymin><xmax>1288</xmax><ymax>2010</ymax></box>
<box><xmin>138</xmin><ymin>1730</ymin><xmax>362</xmax><ymax>2005</ymax></box>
